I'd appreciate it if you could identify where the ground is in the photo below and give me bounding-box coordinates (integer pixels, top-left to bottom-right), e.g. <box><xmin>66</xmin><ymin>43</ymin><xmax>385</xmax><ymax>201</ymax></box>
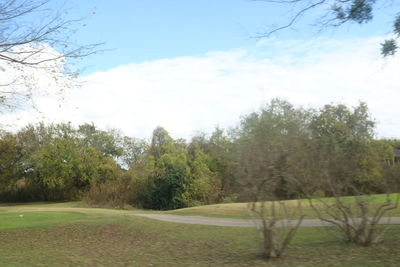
<box><xmin>1</xmin><ymin>200</ymin><xmax>400</xmax><ymax>266</ymax></box>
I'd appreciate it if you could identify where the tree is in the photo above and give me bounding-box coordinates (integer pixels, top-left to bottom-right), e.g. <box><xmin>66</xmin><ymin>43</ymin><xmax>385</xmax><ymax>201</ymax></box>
<box><xmin>206</xmin><ymin>127</ymin><xmax>235</xmax><ymax>200</ymax></box>
<box><xmin>150</xmin><ymin>126</ymin><xmax>174</xmax><ymax>160</ymax></box>
<box><xmin>185</xmin><ymin>148</ymin><xmax>221</xmax><ymax>206</ymax></box>
<box><xmin>77</xmin><ymin>123</ymin><xmax>123</xmax><ymax>159</ymax></box>
<box><xmin>120</xmin><ymin>136</ymin><xmax>149</xmax><ymax>169</ymax></box>
<box><xmin>146</xmin><ymin>155</ymin><xmax>189</xmax><ymax>210</ymax></box>
<box><xmin>234</xmin><ymin>99</ymin><xmax>310</xmax><ymax>200</ymax></box>
<box><xmin>0</xmin><ymin>122</ymin><xmax>121</xmax><ymax>201</ymax></box>
<box><xmin>142</xmin><ymin>127</ymin><xmax>190</xmax><ymax>210</ymax></box>
<box><xmin>233</xmin><ymin>99</ymin><xmax>307</xmax><ymax>258</ymax></box>
<box><xmin>257</xmin><ymin>0</ymin><xmax>400</xmax><ymax>56</ymax></box>
<box><xmin>372</xmin><ymin>139</ymin><xmax>395</xmax><ymax>166</ymax></box>
<box><xmin>308</xmin><ymin>102</ymin><xmax>383</xmax><ymax>194</ymax></box>
<box><xmin>303</xmin><ymin>103</ymin><xmax>399</xmax><ymax>246</ymax></box>
<box><xmin>0</xmin><ymin>0</ymin><xmax>99</xmax><ymax>111</ymax></box>
<box><xmin>0</xmin><ymin>132</ymin><xmax>20</xmax><ymax>192</ymax></box>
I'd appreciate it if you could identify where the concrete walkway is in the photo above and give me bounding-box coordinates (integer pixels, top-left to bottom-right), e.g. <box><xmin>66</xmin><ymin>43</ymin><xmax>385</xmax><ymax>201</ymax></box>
<box><xmin>3</xmin><ymin>205</ymin><xmax>400</xmax><ymax>228</ymax></box>
<box><xmin>135</xmin><ymin>214</ymin><xmax>400</xmax><ymax>228</ymax></box>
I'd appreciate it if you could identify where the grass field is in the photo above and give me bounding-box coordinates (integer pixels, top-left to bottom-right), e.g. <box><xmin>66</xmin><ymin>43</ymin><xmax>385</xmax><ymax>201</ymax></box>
<box><xmin>165</xmin><ymin>193</ymin><xmax>400</xmax><ymax>219</ymax></box>
<box><xmin>0</xmin><ymin>194</ymin><xmax>399</xmax><ymax>266</ymax></box>
<box><xmin>0</xmin><ymin>211</ymin><xmax>85</xmax><ymax>230</ymax></box>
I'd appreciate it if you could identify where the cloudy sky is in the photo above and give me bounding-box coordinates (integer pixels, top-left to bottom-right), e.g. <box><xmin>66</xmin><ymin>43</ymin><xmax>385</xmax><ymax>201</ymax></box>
<box><xmin>1</xmin><ymin>1</ymin><xmax>400</xmax><ymax>139</ymax></box>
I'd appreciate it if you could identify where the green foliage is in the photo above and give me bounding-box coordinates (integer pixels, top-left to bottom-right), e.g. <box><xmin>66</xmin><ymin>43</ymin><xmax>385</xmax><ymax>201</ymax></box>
<box><xmin>120</xmin><ymin>136</ymin><xmax>148</xmax><ymax>168</ymax></box>
<box><xmin>383</xmin><ymin>164</ymin><xmax>400</xmax><ymax>192</ymax></box>
<box><xmin>77</xmin><ymin>123</ymin><xmax>123</xmax><ymax>158</ymax></box>
<box><xmin>27</xmin><ymin>138</ymin><xmax>119</xmax><ymax>200</ymax></box>
<box><xmin>84</xmin><ymin>174</ymin><xmax>131</xmax><ymax>209</ymax></box>
<box><xmin>185</xmin><ymin>148</ymin><xmax>221</xmax><ymax>206</ymax></box>
<box><xmin>372</xmin><ymin>140</ymin><xmax>395</xmax><ymax>162</ymax></box>
<box><xmin>233</xmin><ymin>99</ymin><xmax>308</xmax><ymax>201</ymax></box>
<box><xmin>0</xmin><ymin>133</ymin><xmax>19</xmax><ymax>191</ymax></box>
<box><xmin>332</xmin><ymin>0</ymin><xmax>375</xmax><ymax>24</ymax></box>
<box><xmin>145</xmin><ymin>160</ymin><xmax>188</xmax><ymax>210</ymax></box>
<box><xmin>0</xmin><ymin>100</ymin><xmax>398</xmax><ymax>212</ymax></box>
<box><xmin>127</xmin><ymin>156</ymin><xmax>156</xmax><ymax>207</ymax></box>
<box><xmin>381</xmin><ymin>14</ymin><xmax>400</xmax><ymax>56</ymax></box>
<box><xmin>150</xmin><ymin>126</ymin><xmax>174</xmax><ymax>159</ymax></box>
<box><xmin>381</xmin><ymin>39</ymin><xmax>398</xmax><ymax>57</ymax></box>
<box><xmin>140</xmin><ymin>127</ymin><xmax>190</xmax><ymax>210</ymax></box>
<box><xmin>308</xmin><ymin>102</ymin><xmax>383</xmax><ymax>195</ymax></box>
<box><xmin>206</xmin><ymin>127</ymin><xmax>234</xmax><ymax>198</ymax></box>
<box><xmin>0</xmin><ymin>123</ymin><xmax>121</xmax><ymax>202</ymax></box>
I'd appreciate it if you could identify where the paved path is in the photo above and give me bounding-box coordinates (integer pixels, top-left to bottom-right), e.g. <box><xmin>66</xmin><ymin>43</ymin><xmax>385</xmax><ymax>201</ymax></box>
<box><xmin>3</xmin><ymin>205</ymin><xmax>400</xmax><ymax>228</ymax></box>
<box><xmin>135</xmin><ymin>214</ymin><xmax>400</xmax><ymax>228</ymax></box>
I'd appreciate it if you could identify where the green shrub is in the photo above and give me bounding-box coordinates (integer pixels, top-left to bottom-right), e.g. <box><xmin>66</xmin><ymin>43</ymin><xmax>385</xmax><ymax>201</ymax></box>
<box><xmin>83</xmin><ymin>176</ymin><xmax>131</xmax><ymax>209</ymax></box>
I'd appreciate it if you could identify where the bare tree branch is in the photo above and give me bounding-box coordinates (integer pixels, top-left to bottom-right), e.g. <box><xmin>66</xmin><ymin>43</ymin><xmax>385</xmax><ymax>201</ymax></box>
<box><xmin>0</xmin><ymin>0</ymin><xmax>102</xmax><ymax>112</ymax></box>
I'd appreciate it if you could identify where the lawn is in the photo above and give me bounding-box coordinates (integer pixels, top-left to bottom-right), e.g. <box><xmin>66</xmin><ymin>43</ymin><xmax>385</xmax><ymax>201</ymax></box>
<box><xmin>0</xmin><ymin>211</ymin><xmax>85</xmax><ymax>230</ymax></box>
<box><xmin>1</xmin><ymin>200</ymin><xmax>400</xmax><ymax>266</ymax></box>
<box><xmin>164</xmin><ymin>193</ymin><xmax>400</xmax><ymax>219</ymax></box>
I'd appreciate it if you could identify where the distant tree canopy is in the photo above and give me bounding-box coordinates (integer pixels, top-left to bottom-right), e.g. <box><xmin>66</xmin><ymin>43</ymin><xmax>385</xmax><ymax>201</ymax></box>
<box><xmin>258</xmin><ymin>0</ymin><xmax>400</xmax><ymax>56</ymax></box>
<box><xmin>0</xmin><ymin>123</ymin><xmax>122</xmax><ymax>201</ymax></box>
<box><xmin>0</xmin><ymin>100</ymin><xmax>399</xmax><ymax>208</ymax></box>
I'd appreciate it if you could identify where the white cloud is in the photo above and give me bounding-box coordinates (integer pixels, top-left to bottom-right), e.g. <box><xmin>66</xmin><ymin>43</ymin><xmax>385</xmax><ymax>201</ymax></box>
<box><xmin>1</xmin><ymin>36</ymin><xmax>400</xmax><ymax>139</ymax></box>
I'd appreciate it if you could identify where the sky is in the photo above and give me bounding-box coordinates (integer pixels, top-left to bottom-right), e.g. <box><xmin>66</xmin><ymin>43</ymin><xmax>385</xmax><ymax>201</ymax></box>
<box><xmin>1</xmin><ymin>0</ymin><xmax>400</xmax><ymax>139</ymax></box>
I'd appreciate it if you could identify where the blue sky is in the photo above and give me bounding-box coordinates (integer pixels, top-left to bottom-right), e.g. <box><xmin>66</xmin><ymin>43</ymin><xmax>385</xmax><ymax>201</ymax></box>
<box><xmin>2</xmin><ymin>0</ymin><xmax>400</xmax><ymax>139</ymax></box>
<box><xmin>60</xmin><ymin>0</ymin><xmax>399</xmax><ymax>73</ymax></box>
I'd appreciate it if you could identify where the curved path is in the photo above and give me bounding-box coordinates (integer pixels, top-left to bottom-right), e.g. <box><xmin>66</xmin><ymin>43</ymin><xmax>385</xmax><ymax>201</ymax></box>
<box><xmin>3</xmin><ymin>205</ymin><xmax>400</xmax><ymax>228</ymax></box>
<box><xmin>135</xmin><ymin>214</ymin><xmax>400</xmax><ymax>228</ymax></box>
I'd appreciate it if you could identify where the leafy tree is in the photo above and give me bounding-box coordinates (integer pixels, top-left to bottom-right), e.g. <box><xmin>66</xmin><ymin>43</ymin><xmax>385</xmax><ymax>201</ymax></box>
<box><xmin>120</xmin><ymin>136</ymin><xmax>149</xmax><ymax>169</ymax></box>
<box><xmin>127</xmin><ymin>153</ymin><xmax>156</xmax><ymax>207</ymax></box>
<box><xmin>27</xmin><ymin>136</ymin><xmax>119</xmax><ymax>200</ymax></box>
<box><xmin>142</xmin><ymin>127</ymin><xmax>190</xmax><ymax>210</ymax></box>
<box><xmin>149</xmin><ymin>126</ymin><xmax>174</xmax><ymax>160</ymax></box>
<box><xmin>233</xmin><ymin>99</ymin><xmax>307</xmax><ymax>258</ymax></box>
<box><xmin>371</xmin><ymin>139</ymin><xmax>400</xmax><ymax>192</ymax></box>
<box><xmin>234</xmin><ymin>98</ymin><xmax>309</xmax><ymax>201</ymax></box>
<box><xmin>308</xmin><ymin>102</ymin><xmax>382</xmax><ymax>194</ymax></box>
<box><xmin>206</xmin><ymin>127</ymin><xmax>235</xmax><ymax>200</ymax></box>
<box><xmin>77</xmin><ymin>123</ymin><xmax>123</xmax><ymax>159</ymax></box>
<box><xmin>385</xmin><ymin>139</ymin><xmax>400</xmax><ymax>149</ymax></box>
<box><xmin>0</xmin><ymin>122</ymin><xmax>121</xmax><ymax>201</ymax></box>
<box><xmin>185</xmin><ymin>148</ymin><xmax>221</xmax><ymax>206</ymax></box>
<box><xmin>146</xmin><ymin>155</ymin><xmax>189</xmax><ymax>210</ymax></box>
<box><xmin>372</xmin><ymin>139</ymin><xmax>395</xmax><ymax>165</ymax></box>
<box><xmin>29</xmin><ymin>137</ymin><xmax>85</xmax><ymax>199</ymax></box>
<box><xmin>0</xmin><ymin>132</ymin><xmax>20</xmax><ymax>192</ymax></box>
<box><xmin>305</xmin><ymin>103</ymin><xmax>398</xmax><ymax>246</ymax></box>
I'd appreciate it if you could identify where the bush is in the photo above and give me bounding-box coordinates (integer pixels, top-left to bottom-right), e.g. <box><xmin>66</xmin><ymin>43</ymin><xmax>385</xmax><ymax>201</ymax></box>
<box><xmin>143</xmin><ymin>162</ymin><xmax>188</xmax><ymax>210</ymax></box>
<box><xmin>83</xmin><ymin>176</ymin><xmax>132</xmax><ymax>209</ymax></box>
<box><xmin>383</xmin><ymin>164</ymin><xmax>400</xmax><ymax>192</ymax></box>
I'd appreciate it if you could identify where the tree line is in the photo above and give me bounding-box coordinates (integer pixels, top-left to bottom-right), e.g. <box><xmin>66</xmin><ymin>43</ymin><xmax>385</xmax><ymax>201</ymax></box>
<box><xmin>0</xmin><ymin>99</ymin><xmax>399</xmax><ymax>209</ymax></box>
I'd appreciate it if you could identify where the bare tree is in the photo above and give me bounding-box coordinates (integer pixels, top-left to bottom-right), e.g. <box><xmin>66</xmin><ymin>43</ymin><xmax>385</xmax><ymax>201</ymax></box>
<box><xmin>237</xmin><ymin>145</ymin><xmax>305</xmax><ymax>258</ymax></box>
<box><xmin>0</xmin><ymin>0</ymin><xmax>100</xmax><ymax>111</ymax></box>
<box><xmin>307</xmin><ymin>182</ymin><xmax>399</xmax><ymax>246</ymax></box>
<box><xmin>249</xmin><ymin>200</ymin><xmax>305</xmax><ymax>258</ymax></box>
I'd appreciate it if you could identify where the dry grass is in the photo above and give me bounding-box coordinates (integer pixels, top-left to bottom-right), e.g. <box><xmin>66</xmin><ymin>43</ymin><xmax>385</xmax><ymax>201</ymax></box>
<box><xmin>1</xmin><ymin>202</ymin><xmax>400</xmax><ymax>266</ymax></box>
<box><xmin>165</xmin><ymin>194</ymin><xmax>400</xmax><ymax>219</ymax></box>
